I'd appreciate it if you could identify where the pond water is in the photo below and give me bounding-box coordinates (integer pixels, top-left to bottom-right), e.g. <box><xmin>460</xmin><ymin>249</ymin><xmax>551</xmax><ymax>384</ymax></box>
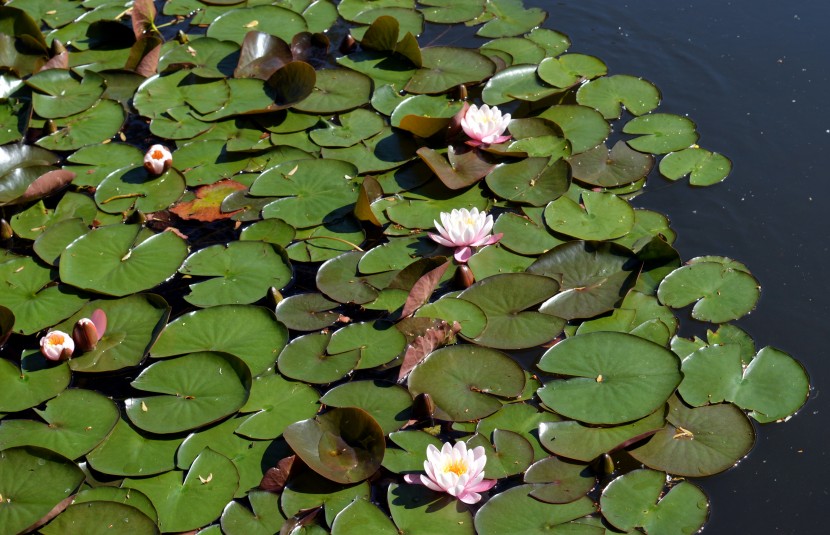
<box><xmin>543</xmin><ymin>1</ymin><xmax>830</xmax><ymax>532</ymax></box>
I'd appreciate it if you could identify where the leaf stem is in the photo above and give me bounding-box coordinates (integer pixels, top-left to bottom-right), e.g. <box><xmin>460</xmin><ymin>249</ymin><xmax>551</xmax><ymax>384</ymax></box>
<box><xmin>297</xmin><ymin>236</ymin><xmax>364</xmax><ymax>252</ymax></box>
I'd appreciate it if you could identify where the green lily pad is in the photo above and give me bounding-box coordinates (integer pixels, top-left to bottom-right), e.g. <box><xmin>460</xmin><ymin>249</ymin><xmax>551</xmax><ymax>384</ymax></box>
<box><xmin>408</xmin><ymin>345</ymin><xmax>525</xmax><ymax>421</ymax></box>
<box><xmin>357</xmin><ymin>234</ymin><xmax>438</xmax><ymax>274</ymax></box>
<box><xmin>538</xmin><ymin>105</ymin><xmax>610</xmax><ymax>154</ymax></box>
<box><xmin>284</xmin><ymin>407</ymin><xmax>386</xmax><ymax>484</ymax></box>
<box><xmin>493</xmin><ymin>208</ymin><xmax>565</xmax><ymax>256</ymax></box>
<box><xmin>275</xmin><ymin>292</ymin><xmax>341</xmax><ymax>331</ymax></box>
<box><xmin>287</xmin><ymin>216</ymin><xmax>367</xmax><ymax>262</ymax></box>
<box><xmin>295</xmin><ymin>68</ymin><xmax>372</xmax><ymax>113</ymax></box>
<box><xmin>281</xmin><ymin>469</ymin><xmax>370</xmax><ymax>526</ymax></box>
<box><xmin>476</xmin><ymin>0</ymin><xmax>546</xmax><ymax>38</ymax></box>
<box><xmin>539</xmin><ymin>407</ymin><xmax>665</xmax><ymax>462</ymax></box>
<box><xmin>240</xmin><ymin>218</ymin><xmax>296</xmax><ymax>248</ymax></box>
<box><xmin>321</xmin><ymin>380</ymin><xmax>412</xmax><ymax>434</ymax></box>
<box><xmin>60</xmin><ymin>224</ymin><xmax>188</xmax><ymax>297</ymax></box>
<box><xmin>328</xmin><ymin>320</ymin><xmax>407</xmax><ymax>369</ymax></box>
<box><xmin>629</xmin><ymin>396</ymin><xmax>755</xmax><ymax>477</ymax></box>
<box><xmin>278</xmin><ymin>331</ymin><xmax>359</xmax><ymax>384</ymax></box>
<box><xmin>415</xmin><ymin>297</ymin><xmax>487</xmax><ymax>339</ymax></box>
<box><xmin>94</xmin><ymin>165</ymin><xmax>186</xmax><ymax>214</ymax></box>
<box><xmin>0</xmin><ymin>144</ymin><xmax>61</xmax><ymax>207</ymax></box>
<box><xmin>221</xmin><ymin>490</ymin><xmax>286</xmax><ymax>535</ymax></box>
<box><xmin>467</xmin><ymin>429</ymin><xmax>534</xmax><ymax>479</ymax></box>
<box><xmin>0</xmin><ymin>447</ymin><xmax>84</xmax><ymax>535</ymax></box>
<box><xmin>235</xmin><ymin>372</ymin><xmax>319</xmax><ymax>439</ymax></box>
<box><xmin>481</xmin><ymin>64</ymin><xmax>561</xmax><ymax>106</ymax></box>
<box><xmin>0</xmin><ymin>350</ymin><xmax>70</xmax><ymax>413</ymax></box>
<box><xmin>544</xmin><ymin>190</ymin><xmax>635</xmax><ymax>240</ymax></box>
<box><xmin>33</xmin><ymin>218</ymin><xmax>89</xmax><ymax>266</ymax></box>
<box><xmin>86</xmin><ymin>416</ymin><xmax>184</xmax><ymax>477</ymax></box>
<box><xmin>679</xmin><ymin>345</ymin><xmax>809</xmax><ymax>423</ymax></box>
<box><xmin>126</xmin><ymin>351</ymin><xmax>250</xmax><ymax>434</ymax></box>
<box><xmin>71</xmin><ymin>487</ymin><xmax>159</xmax><ymax>524</ymax></box>
<box><xmin>623</xmin><ymin>113</ymin><xmax>699</xmax><ymax>154</ymax></box>
<box><xmin>600</xmin><ymin>469</ymin><xmax>708</xmax><ymax>534</ymax></box>
<box><xmin>391</xmin><ymin>94</ymin><xmax>464</xmax><ymax>138</ymax></box>
<box><xmin>569</xmin><ymin>141</ymin><xmax>654</xmax><ymax>187</ymax></box>
<box><xmin>523</xmin><ymin>456</ymin><xmax>595</xmax><ymax>504</ymax></box>
<box><xmin>322</xmin><ymin>126</ymin><xmax>417</xmax><ymax>173</ymax></box>
<box><xmin>659</xmin><ymin>147</ymin><xmax>732</xmax><ymax>186</ymax></box>
<box><xmin>537</xmin><ymin>332</ymin><xmax>681</xmax><ymax>424</ymax></box>
<box><xmin>458</xmin><ymin>273</ymin><xmax>563</xmax><ymax>349</ymax></box>
<box><xmin>54</xmin><ymin>294</ymin><xmax>170</xmax><ymax>373</ymax></box>
<box><xmin>179</xmin><ymin>241</ymin><xmax>292</xmax><ymax>307</ymax></box>
<box><xmin>159</xmin><ymin>37</ymin><xmax>240</xmax><ymax>78</ymax></box>
<box><xmin>40</xmin><ymin>501</ymin><xmax>160</xmax><ymax>535</ymax></box>
<box><xmin>528</xmin><ymin>241</ymin><xmax>638</xmax><ymax>320</ymax></box>
<box><xmin>0</xmin><ymin>389</ymin><xmax>119</xmax><ymax>459</ymax></box>
<box><xmin>486</xmin><ymin>157</ymin><xmax>570</xmax><ymax>206</ymax></box>
<box><xmin>476</xmin><ymin>402</ymin><xmax>560</xmax><ymax>462</ymax></box>
<box><xmin>388</xmin><ymin>483</ymin><xmax>474</xmax><ymax>535</ymax></box>
<box><xmin>474</xmin><ymin>486</ymin><xmax>597</xmax><ymax>535</ymax></box>
<box><xmin>331</xmin><ymin>497</ymin><xmax>398</xmax><ymax>535</ymax></box>
<box><xmin>576</xmin><ymin>74</ymin><xmax>660</xmax><ymax>119</ymax></box>
<box><xmin>206</xmin><ymin>5</ymin><xmax>307</xmax><ymax>44</ymax></box>
<box><xmin>419</xmin><ymin>0</ymin><xmax>485</xmax><ymax>24</ymax></box>
<box><xmin>122</xmin><ymin>449</ymin><xmax>239</xmax><ymax>533</ymax></box>
<box><xmin>0</xmin><ymin>98</ymin><xmax>27</xmax><ymax>144</ymax></box>
<box><xmin>28</xmin><ymin>69</ymin><xmax>105</xmax><ymax>120</ymax></box>
<box><xmin>64</xmin><ymin>143</ymin><xmax>144</xmax><ymax>188</ymax></box>
<box><xmin>36</xmin><ymin>99</ymin><xmax>125</xmax><ymax>151</ymax></box>
<box><xmin>152</xmin><ymin>305</ymin><xmax>287</xmax><ymax>376</ymax></box>
<box><xmin>657</xmin><ymin>260</ymin><xmax>760</xmax><ymax>323</ymax></box>
<box><xmin>0</xmin><ymin>255</ymin><xmax>88</xmax><ymax>335</ymax></box>
<box><xmin>316</xmin><ymin>251</ymin><xmax>399</xmax><ymax>305</ymax></box>
<box><xmin>537</xmin><ymin>54</ymin><xmax>607</xmax><ymax>88</ymax></box>
<box><xmin>382</xmin><ymin>430</ymin><xmax>444</xmax><ymax>473</ymax></box>
<box><xmin>405</xmin><ymin>46</ymin><xmax>495</xmax><ymax>94</ymax></box>
<box><xmin>482</xmin><ymin>37</ymin><xmax>546</xmax><ymax>66</ymax></box>
<box><xmin>310</xmin><ymin>108</ymin><xmax>385</xmax><ymax>147</ymax></box>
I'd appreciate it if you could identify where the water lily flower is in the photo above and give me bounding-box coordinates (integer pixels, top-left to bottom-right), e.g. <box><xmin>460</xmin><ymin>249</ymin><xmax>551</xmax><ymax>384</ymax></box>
<box><xmin>404</xmin><ymin>442</ymin><xmax>497</xmax><ymax>504</ymax></box>
<box><xmin>39</xmin><ymin>330</ymin><xmax>74</xmax><ymax>361</ymax></box>
<box><xmin>144</xmin><ymin>144</ymin><xmax>172</xmax><ymax>175</ymax></box>
<box><xmin>461</xmin><ymin>104</ymin><xmax>512</xmax><ymax>146</ymax></box>
<box><xmin>429</xmin><ymin>207</ymin><xmax>502</xmax><ymax>263</ymax></box>
<box><xmin>72</xmin><ymin>309</ymin><xmax>107</xmax><ymax>352</ymax></box>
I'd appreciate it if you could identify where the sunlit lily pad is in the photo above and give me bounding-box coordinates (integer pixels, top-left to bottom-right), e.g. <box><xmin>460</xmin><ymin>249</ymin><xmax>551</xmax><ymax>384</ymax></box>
<box><xmin>476</xmin><ymin>0</ymin><xmax>546</xmax><ymax>38</ymax></box>
<box><xmin>40</xmin><ymin>501</ymin><xmax>160</xmax><ymax>535</ymax></box>
<box><xmin>328</xmin><ymin>320</ymin><xmax>407</xmax><ymax>369</ymax></box>
<box><xmin>537</xmin><ymin>54</ymin><xmax>607</xmax><ymax>88</ymax></box>
<box><xmin>221</xmin><ymin>490</ymin><xmax>286</xmax><ymax>535</ymax></box>
<box><xmin>281</xmin><ymin>469</ymin><xmax>370</xmax><ymax>526</ymax></box>
<box><xmin>569</xmin><ymin>141</ymin><xmax>654</xmax><ymax>187</ymax></box>
<box><xmin>235</xmin><ymin>372</ymin><xmax>319</xmax><ymax>439</ymax></box>
<box><xmin>538</xmin><ymin>105</ymin><xmax>610</xmax><ymax>154</ymax></box>
<box><xmin>467</xmin><ymin>429</ymin><xmax>534</xmax><ymax>478</ymax></box>
<box><xmin>537</xmin><ymin>332</ymin><xmax>682</xmax><ymax>424</ymax></box>
<box><xmin>659</xmin><ymin>146</ymin><xmax>732</xmax><ymax>186</ymax></box>
<box><xmin>486</xmin><ymin>158</ymin><xmax>570</xmax><ymax>206</ymax></box>
<box><xmin>86</xmin><ymin>416</ymin><xmax>184</xmax><ymax>477</ymax></box>
<box><xmin>64</xmin><ymin>143</ymin><xmax>144</xmax><ymax>188</ymax></box>
<box><xmin>310</xmin><ymin>108</ymin><xmax>385</xmax><ymax>147</ymax></box>
<box><xmin>179</xmin><ymin>241</ymin><xmax>292</xmax><ymax>307</ymax></box>
<box><xmin>623</xmin><ymin>113</ymin><xmax>699</xmax><ymax>154</ymax></box>
<box><xmin>629</xmin><ymin>396</ymin><xmax>755</xmax><ymax>477</ymax></box>
<box><xmin>321</xmin><ymin>380</ymin><xmax>412</xmax><ymax>434</ymax></box>
<box><xmin>600</xmin><ymin>469</ymin><xmax>708</xmax><ymax>534</ymax></box>
<box><xmin>28</xmin><ymin>69</ymin><xmax>106</xmax><ymax>119</ymax></box>
<box><xmin>576</xmin><ymin>75</ymin><xmax>660</xmax><ymax>119</ymax></box>
<box><xmin>420</xmin><ymin>0</ymin><xmax>485</xmax><ymax>24</ymax></box>
<box><xmin>406</xmin><ymin>46</ymin><xmax>494</xmax><ymax>94</ymax></box>
<box><xmin>474</xmin><ymin>486</ymin><xmax>597</xmax><ymax>535</ymax></box>
<box><xmin>278</xmin><ymin>331</ymin><xmax>359</xmax><ymax>384</ymax></box>
<box><xmin>523</xmin><ymin>456</ymin><xmax>596</xmax><ymax>504</ymax></box>
<box><xmin>494</xmin><ymin>208</ymin><xmax>565</xmax><ymax>256</ymax></box>
<box><xmin>0</xmin><ymin>447</ymin><xmax>84</xmax><ymax>535</ymax></box>
<box><xmin>0</xmin><ymin>351</ymin><xmax>69</xmax><ymax>413</ymax></box>
<box><xmin>126</xmin><ymin>351</ymin><xmax>250</xmax><ymax>434</ymax></box>
<box><xmin>544</xmin><ymin>190</ymin><xmax>635</xmax><ymax>240</ymax></box>
<box><xmin>95</xmin><ymin>166</ymin><xmax>186</xmax><ymax>214</ymax></box>
<box><xmin>295</xmin><ymin>68</ymin><xmax>372</xmax><ymax>113</ymax></box>
<box><xmin>206</xmin><ymin>5</ymin><xmax>308</xmax><ymax>44</ymax></box>
<box><xmin>322</xmin><ymin>126</ymin><xmax>417</xmax><ymax>173</ymax></box>
<box><xmin>482</xmin><ymin>64</ymin><xmax>561</xmax><ymax>106</ymax></box>
<box><xmin>388</xmin><ymin>483</ymin><xmax>474</xmax><ymax>535</ymax></box>
<box><xmin>331</xmin><ymin>497</ymin><xmax>398</xmax><ymax>535</ymax></box>
<box><xmin>408</xmin><ymin>345</ymin><xmax>525</xmax><ymax>421</ymax></box>
<box><xmin>151</xmin><ymin>304</ymin><xmax>287</xmax><ymax>376</ymax></box>
<box><xmin>275</xmin><ymin>292</ymin><xmax>341</xmax><ymax>331</ymax></box>
<box><xmin>33</xmin><ymin>218</ymin><xmax>89</xmax><ymax>266</ymax></box>
<box><xmin>36</xmin><ymin>99</ymin><xmax>125</xmax><ymax>151</ymax></box>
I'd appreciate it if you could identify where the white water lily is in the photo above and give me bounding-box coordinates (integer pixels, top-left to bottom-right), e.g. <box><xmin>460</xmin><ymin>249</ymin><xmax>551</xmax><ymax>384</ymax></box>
<box><xmin>460</xmin><ymin>104</ymin><xmax>512</xmax><ymax>146</ymax></box>
<box><xmin>428</xmin><ymin>207</ymin><xmax>502</xmax><ymax>262</ymax></box>
<box><xmin>143</xmin><ymin>144</ymin><xmax>173</xmax><ymax>175</ymax></box>
<box><xmin>404</xmin><ymin>442</ymin><xmax>497</xmax><ymax>504</ymax></box>
<box><xmin>39</xmin><ymin>330</ymin><xmax>74</xmax><ymax>361</ymax></box>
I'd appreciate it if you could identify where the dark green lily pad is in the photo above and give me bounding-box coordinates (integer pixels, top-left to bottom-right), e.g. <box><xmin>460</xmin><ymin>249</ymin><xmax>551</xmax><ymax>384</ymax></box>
<box><xmin>235</xmin><ymin>372</ymin><xmax>319</xmax><ymax>440</ymax></box>
<box><xmin>476</xmin><ymin>0</ymin><xmax>546</xmax><ymax>38</ymax></box>
<box><xmin>54</xmin><ymin>294</ymin><xmax>170</xmax><ymax>373</ymax></box>
<box><xmin>539</xmin><ymin>408</ymin><xmax>665</xmax><ymax>462</ymax></box>
<box><xmin>94</xmin><ymin>165</ymin><xmax>186</xmax><ymax>215</ymax></box>
<box><xmin>40</xmin><ymin>501</ymin><xmax>160</xmax><ymax>535</ymax></box>
<box><xmin>544</xmin><ymin>190</ymin><xmax>635</xmax><ymax>240</ymax></box>
<box><xmin>0</xmin><ymin>255</ymin><xmax>88</xmax><ymax>335</ymax></box>
<box><xmin>316</xmin><ymin>251</ymin><xmax>399</xmax><ymax>305</ymax></box>
<box><xmin>576</xmin><ymin>75</ymin><xmax>660</xmax><ymax>119</ymax></box>
<box><xmin>328</xmin><ymin>320</ymin><xmax>407</xmax><ymax>369</ymax></box>
<box><xmin>408</xmin><ymin>345</ymin><xmax>525</xmax><ymax>421</ymax></box>
<box><xmin>126</xmin><ymin>351</ymin><xmax>250</xmax><ymax>434</ymax></box>
<box><xmin>474</xmin><ymin>486</ymin><xmax>598</xmax><ymax>535</ymax></box>
<box><xmin>457</xmin><ymin>273</ymin><xmax>563</xmax><ymax>349</ymax></box>
<box><xmin>486</xmin><ymin>157</ymin><xmax>570</xmax><ymax>206</ymax></box>
<box><xmin>0</xmin><ymin>447</ymin><xmax>84</xmax><ymax>535</ymax></box>
<box><xmin>623</xmin><ymin>113</ymin><xmax>699</xmax><ymax>154</ymax></box>
<box><xmin>405</xmin><ymin>46</ymin><xmax>494</xmax><ymax>94</ymax></box>
<box><xmin>537</xmin><ymin>54</ymin><xmax>607</xmax><ymax>88</ymax></box>
<box><xmin>569</xmin><ymin>141</ymin><xmax>654</xmax><ymax>187</ymax></box>
<box><xmin>357</xmin><ymin>234</ymin><xmax>438</xmax><ymax>274</ymax></box>
<box><xmin>600</xmin><ymin>469</ymin><xmax>708</xmax><ymax>534</ymax></box>
<box><xmin>321</xmin><ymin>380</ymin><xmax>412</xmax><ymax>434</ymax></box>
<box><xmin>221</xmin><ymin>490</ymin><xmax>286</xmax><ymax>535</ymax></box>
<box><xmin>0</xmin><ymin>350</ymin><xmax>70</xmax><ymax>413</ymax></box>
<box><xmin>524</xmin><ymin>456</ymin><xmax>596</xmax><ymax>504</ymax></box>
<box><xmin>122</xmin><ymin>449</ymin><xmax>240</xmax><ymax>533</ymax></box>
<box><xmin>0</xmin><ymin>144</ymin><xmax>61</xmax><ymax>207</ymax></box>
<box><xmin>388</xmin><ymin>483</ymin><xmax>474</xmax><ymax>535</ymax></box>
<box><xmin>538</xmin><ymin>105</ymin><xmax>610</xmax><ymax>154</ymax></box>
<box><xmin>284</xmin><ymin>407</ymin><xmax>386</xmax><ymax>484</ymax></box>
<box><xmin>151</xmin><ymin>304</ymin><xmax>287</xmax><ymax>376</ymax></box>
<box><xmin>629</xmin><ymin>396</ymin><xmax>755</xmax><ymax>477</ymax></box>
<box><xmin>0</xmin><ymin>389</ymin><xmax>118</xmax><ymax>459</ymax></box>
<box><xmin>657</xmin><ymin>260</ymin><xmax>760</xmax><ymax>323</ymax></box>
<box><xmin>278</xmin><ymin>331</ymin><xmax>359</xmax><ymax>384</ymax></box>
<box><xmin>415</xmin><ymin>297</ymin><xmax>487</xmax><ymax>339</ymax></box>
<box><xmin>71</xmin><ymin>487</ymin><xmax>158</xmax><ymax>525</ymax></box>
<box><xmin>537</xmin><ymin>332</ymin><xmax>681</xmax><ymax>424</ymax></box>
<box><xmin>322</xmin><ymin>126</ymin><xmax>417</xmax><ymax>173</ymax></box>
<box><xmin>494</xmin><ymin>208</ymin><xmax>565</xmax><ymax>256</ymax></box>
<box><xmin>310</xmin><ymin>108</ymin><xmax>385</xmax><ymax>147</ymax></box>
<box><xmin>295</xmin><ymin>68</ymin><xmax>372</xmax><ymax>113</ymax></box>
<box><xmin>60</xmin><ymin>224</ymin><xmax>188</xmax><ymax>297</ymax></box>
<box><xmin>275</xmin><ymin>292</ymin><xmax>341</xmax><ymax>331</ymax></box>
<box><xmin>36</xmin><ymin>99</ymin><xmax>125</xmax><ymax>151</ymax></box>
<box><xmin>33</xmin><ymin>218</ymin><xmax>89</xmax><ymax>266</ymax></box>
<box><xmin>281</xmin><ymin>469</ymin><xmax>370</xmax><ymax>526</ymax></box>
<box><xmin>467</xmin><ymin>429</ymin><xmax>534</xmax><ymax>479</ymax></box>
<box><xmin>179</xmin><ymin>241</ymin><xmax>292</xmax><ymax>307</ymax></box>
<box><xmin>331</xmin><ymin>497</ymin><xmax>398</xmax><ymax>535</ymax></box>
<box><xmin>659</xmin><ymin>147</ymin><xmax>732</xmax><ymax>186</ymax></box>
<box><xmin>679</xmin><ymin>345</ymin><xmax>809</xmax><ymax>423</ymax></box>
<box><xmin>86</xmin><ymin>416</ymin><xmax>184</xmax><ymax>477</ymax></box>
<box><xmin>382</xmin><ymin>430</ymin><xmax>444</xmax><ymax>474</ymax></box>
<box><xmin>206</xmin><ymin>5</ymin><xmax>307</xmax><ymax>44</ymax></box>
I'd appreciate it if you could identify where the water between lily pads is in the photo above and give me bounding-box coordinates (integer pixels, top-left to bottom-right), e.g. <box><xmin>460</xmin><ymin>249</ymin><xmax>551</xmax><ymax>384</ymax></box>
<box><xmin>525</xmin><ymin>1</ymin><xmax>830</xmax><ymax>532</ymax></box>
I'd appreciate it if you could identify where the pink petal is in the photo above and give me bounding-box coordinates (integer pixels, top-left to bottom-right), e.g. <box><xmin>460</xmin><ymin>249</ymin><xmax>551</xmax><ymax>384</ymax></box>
<box><xmin>457</xmin><ymin>491</ymin><xmax>482</xmax><ymax>504</ymax></box>
<box><xmin>403</xmin><ymin>474</ymin><xmax>421</xmax><ymax>485</ymax></box>
<box><xmin>466</xmin><ymin>478</ymin><xmax>497</xmax><ymax>493</ymax></box>
<box><xmin>429</xmin><ymin>232</ymin><xmax>456</xmax><ymax>247</ymax></box>
<box><xmin>454</xmin><ymin>246</ymin><xmax>473</xmax><ymax>263</ymax></box>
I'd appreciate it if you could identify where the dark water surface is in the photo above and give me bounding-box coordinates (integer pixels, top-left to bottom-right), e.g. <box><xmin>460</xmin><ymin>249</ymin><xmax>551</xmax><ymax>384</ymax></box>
<box><xmin>530</xmin><ymin>1</ymin><xmax>830</xmax><ymax>533</ymax></box>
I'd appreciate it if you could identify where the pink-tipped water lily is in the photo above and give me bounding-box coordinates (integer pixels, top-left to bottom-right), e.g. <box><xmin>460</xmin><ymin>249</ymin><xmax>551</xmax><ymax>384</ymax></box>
<box><xmin>428</xmin><ymin>207</ymin><xmax>502</xmax><ymax>263</ymax></box>
<box><xmin>72</xmin><ymin>309</ymin><xmax>107</xmax><ymax>352</ymax></box>
<box><xmin>144</xmin><ymin>144</ymin><xmax>173</xmax><ymax>175</ymax></box>
<box><xmin>39</xmin><ymin>330</ymin><xmax>74</xmax><ymax>361</ymax></box>
<box><xmin>461</xmin><ymin>104</ymin><xmax>512</xmax><ymax>146</ymax></box>
<box><xmin>404</xmin><ymin>441</ymin><xmax>497</xmax><ymax>504</ymax></box>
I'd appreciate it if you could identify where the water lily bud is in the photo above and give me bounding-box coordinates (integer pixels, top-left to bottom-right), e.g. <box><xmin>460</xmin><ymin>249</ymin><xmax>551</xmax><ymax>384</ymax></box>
<box><xmin>0</xmin><ymin>218</ymin><xmax>12</xmax><ymax>240</ymax></box>
<box><xmin>73</xmin><ymin>318</ymin><xmax>100</xmax><ymax>351</ymax></box>
<box><xmin>144</xmin><ymin>144</ymin><xmax>173</xmax><ymax>176</ymax></box>
<box><xmin>456</xmin><ymin>265</ymin><xmax>475</xmax><ymax>288</ymax></box>
<box><xmin>51</xmin><ymin>39</ymin><xmax>67</xmax><ymax>55</ymax></box>
<box><xmin>40</xmin><ymin>330</ymin><xmax>74</xmax><ymax>361</ymax></box>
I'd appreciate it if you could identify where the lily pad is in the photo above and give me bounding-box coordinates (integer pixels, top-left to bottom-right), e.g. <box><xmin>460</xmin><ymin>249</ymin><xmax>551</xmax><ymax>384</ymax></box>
<box><xmin>569</xmin><ymin>141</ymin><xmax>654</xmax><ymax>187</ymax></box>
<box><xmin>476</xmin><ymin>0</ymin><xmax>546</xmax><ymax>38</ymax></box>
<box><xmin>206</xmin><ymin>5</ymin><xmax>308</xmax><ymax>44</ymax></box>
<box><xmin>388</xmin><ymin>483</ymin><xmax>475</xmax><ymax>535</ymax></box>
<box><xmin>151</xmin><ymin>304</ymin><xmax>287</xmax><ymax>376</ymax></box>
<box><xmin>36</xmin><ymin>99</ymin><xmax>125</xmax><ymax>151</ymax></box>
<box><xmin>474</xmin><ymin>486</ymin><xmax>598</xmax><ymax>535</ymax></box>
<box><xmin>321</xmin><ymin>380</ymin><xmax>412</xmax><ymax>434</ymax></box>
<box><xmin>275</xmin><ymin>292</ymin><xmax>341</xmax><ymax>331</ymax></box>
<box><xmin>86</xmin><ymin>416</ymin><xmax>185</xmax><ymax>477</ymax></box>
<box><xmin>278</xmin><ymin>331</ymin><xmax>360</xmax><ymax>384</ymax></box>
<box><xmin>623</xmin><ymin>113</ymin><xmax>699</xmax><ymax>154</ymax></box>
<box><xmin>60</xmin><ymin>224</ymin><xmax>188</xmax><ymax>297</ymax></box>
<box><xmin>328</xmin><ymin>320</ymin><xmax>407</xmax><ymax>369</ymax></box>
<box><xmin>538</xmin><ymin>105</ymin><xmax>610</xmax><ymax>154</ymax></box>
<box><xmin>537</xmin><ymin>332</ymin><xmax>682</xmax><ymax>425</ymax></box>
<box><xmin>235</xmin><ymin>372</ymin><xmax>320</xmax><ymax>440</ymax></box>
<box><xmin>331</xmin><ymin>497</ymin><xmax>398</xmax><ymax>535</ymax></box>
<box><xmin>95</xmin><ymin>165</ymin><xmax>186</xmax><ymax>215</ymax></box>
<box><xmin>659</xmin><ymin>147</ymin><xmax>732</xmax><ymax>186</ymax></box>
<box><xmin>310</xmin><ymin>108</ymin><xmax>385</xmax><ymax>147</ymax></box>
<box><xmin>544</xmin><ymin>190</ymin><xmax>635</xmax><ymax>240</ymax></box>
<box><xmin>523</xmin><ymin>456</ymin><xmax>596</xmax><ymax>504</ymax></box>
<box><xmin>221</xmin><ymin>490</ymin><xmax>286</xmax><ymax>535</ymax></box>
<box><xmin>0</xmin><ymin>350</ymin><xmax>70</xmax><ymax>413</ymax></box>
<box><xmin>40</xmin><ymin>501</ymin><xmax>160</xmax><ymax>535</ymax></box>
<box><xmin>405</xmin><ymin>46</ymin><xmax>495</xmax><ymax>94</ymax></box>
<box><xmin>295</xmin><ymin>68</ymin><xmax>372</xmax><ymax>113</ymax></box>
<box><xmin>486</xmin><ymin>157</ymin><xmax>570</xmax><ymax>206</ymax></box>
<box><xmin>576</xmin><ymin>75</ymin><xmax>660</xmax><ymax>119</ymax></box>
<box><xmin>126</xmin><ymin>351</ymin><xmax>250</xmax><ymax>434</ymax></box>
<box><xmin>179</xmin><ymin>241</ymin><xmax>293</xmax><ymax>307</ymax></box>
<box><xmin>281</xmin><ymin>470</ymin><xmax>370</xmax><ymax>526</ymax></box>
<box><xmin>407</xmin><ymin>344</ymin><xmax>525</xmax><ymax>421</ymax></box>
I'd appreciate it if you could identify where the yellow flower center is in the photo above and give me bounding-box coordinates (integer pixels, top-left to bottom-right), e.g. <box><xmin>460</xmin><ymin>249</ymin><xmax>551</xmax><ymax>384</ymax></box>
<box><xmin>47</xmin><ymin>333</ymin><xmax>65</xmax><ymax>345</ymax></box>
<box><xmin>465</xmin><ymin>217</ymin><xmax>475</xmax><ymax>226</ymax></box>
<box><xmin>443</xmin><ymin>459</ymin><xmax>468</xmax><ymax>476</ymax></box>
<box><xmin>152</xmin><ymin>150</ymin><xmax>165</xmax><ymax>160</ymax></box>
